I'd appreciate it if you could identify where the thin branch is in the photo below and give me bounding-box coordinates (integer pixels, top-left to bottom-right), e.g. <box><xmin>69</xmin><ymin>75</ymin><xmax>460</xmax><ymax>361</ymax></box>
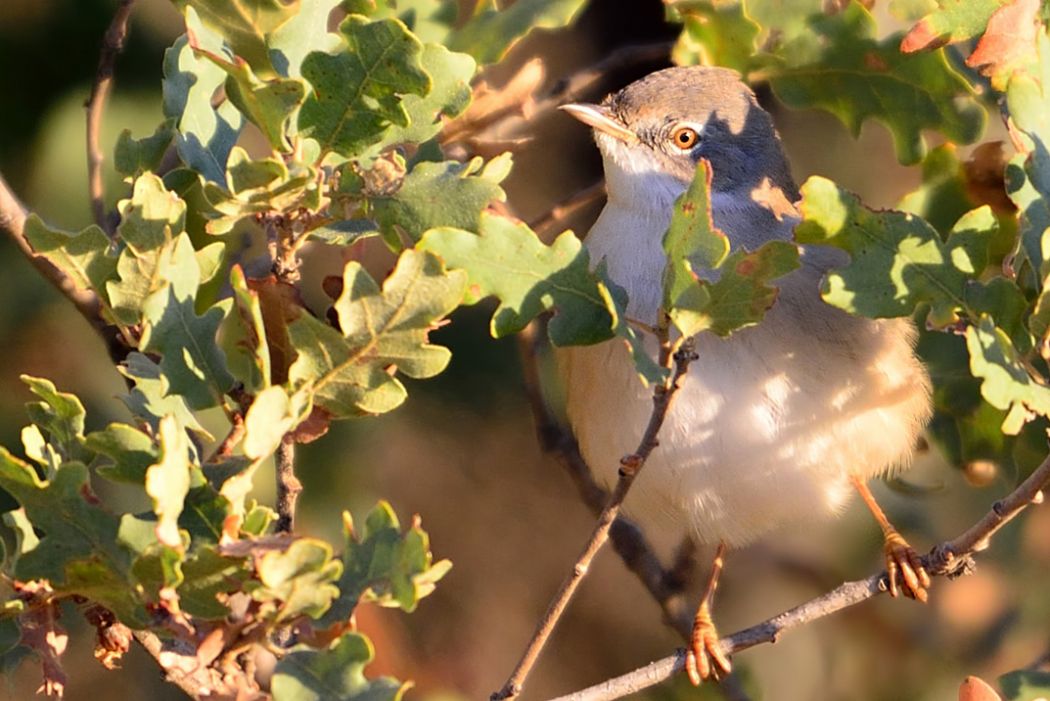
<box><xmin>528</xmin><ymin>181</ymin><xmax>606</xmax><ymax>235</ymax></box>
<box><xmin>515</xmin><ymin>322</ymin><xmax>693</xmax><ymax>638</ymax></box>
<box><xmin>86</xmin><ymin>0</ymin><xmax>137</xmax><ymax>234</ymax></box>
<box><xmin>548</xmin><ymin>452</ymin><xmax>1050</xmax><ymax>701</ymax></box>
<box><xmin>494</xmin><ymin>332</ymin><xmax>698</xmax><ymax>701</ymax></box>
<box><xmin>132</xmin><ymin>630</ymin><xmax>225</xmax><ymax>700</ymax></box>
<box><xmin>274</xmin><ymin>436</ymin><xmax>301</xmax><ymax>534</ymax></box>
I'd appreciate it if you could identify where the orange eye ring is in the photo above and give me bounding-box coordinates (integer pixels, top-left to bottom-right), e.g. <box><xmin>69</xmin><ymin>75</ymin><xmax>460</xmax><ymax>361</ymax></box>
<box><xmin>671</xmin><ymin>126</ymin><xmax>700</xmax><ymax>150</ymax></box>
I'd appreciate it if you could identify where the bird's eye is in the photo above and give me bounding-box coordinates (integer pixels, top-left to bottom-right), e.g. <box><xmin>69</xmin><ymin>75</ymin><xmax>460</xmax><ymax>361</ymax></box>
<box><xmin>670</xmin><ymin>126</ymin><xmax>700</xmax><ymax>150</ymax></box>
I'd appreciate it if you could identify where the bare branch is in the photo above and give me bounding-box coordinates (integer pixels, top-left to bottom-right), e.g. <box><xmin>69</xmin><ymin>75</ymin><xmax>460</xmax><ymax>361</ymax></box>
<box><xmin>275</xmin><ymin>436</ymin><xmax>301</xmax><ymax>534</ymax></box>
<box><xmin>548</xmin><ymin>452</ymin><xmax>1050</xmax><ymax>701</ymax></box>
<box><xmin>494</xmin><ymin>331</ymin><xmax>698</xmax><ymax>701</ymax></box>
<box><xmin>86</xmin><ymin>0</ymin><xmax>137</xmax><ymax>234</ymax></box>
<box><xmin>515</xmin><ymin>322</ymin><xmax>693</xmax><ymax>639</ymax></box>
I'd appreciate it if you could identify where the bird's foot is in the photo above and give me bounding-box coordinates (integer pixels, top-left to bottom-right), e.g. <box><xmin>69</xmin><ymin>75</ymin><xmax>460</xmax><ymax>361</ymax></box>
<box><xmin>883</xmin><ymin>529</ymin><xmax>931</xmax><ymax>602</ymax></box>
<box><xmin>685</xmin><ymin>602</ymin><xmax>731</xmax><ymax>685</ymax></box>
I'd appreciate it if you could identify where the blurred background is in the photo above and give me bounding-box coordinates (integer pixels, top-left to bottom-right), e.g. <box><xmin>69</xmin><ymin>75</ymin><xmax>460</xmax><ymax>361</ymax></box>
<box><xmin>1</xmin><ymin>1</ymin><xmax>1048</xmax><ymax>700</ymax></box>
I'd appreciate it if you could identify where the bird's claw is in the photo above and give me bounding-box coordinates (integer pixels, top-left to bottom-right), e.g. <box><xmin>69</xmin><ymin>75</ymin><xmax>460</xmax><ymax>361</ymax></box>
<box><xmin>684</xmin><ymin>604</ymin><xmax>731</xmax><ymax>685</ymax></box>
<box><xmin>883</xmin><ymin>530</ymin><xmax>931</xmax><ymax>602</ymax></box>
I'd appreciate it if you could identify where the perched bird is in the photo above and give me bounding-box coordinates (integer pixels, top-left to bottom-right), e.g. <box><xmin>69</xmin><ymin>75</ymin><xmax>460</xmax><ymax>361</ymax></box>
<box><xmin>558</xmin><ymin>66</ymin><xmax>933</xmax><ymax>682</ymax></box>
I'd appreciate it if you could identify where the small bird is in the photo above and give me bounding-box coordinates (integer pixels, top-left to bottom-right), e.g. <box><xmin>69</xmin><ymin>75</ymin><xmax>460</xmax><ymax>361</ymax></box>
<box><xmin>557</xmin><ymin>66</ymin><xmax>933</xmax><ymax>683</ymax></box>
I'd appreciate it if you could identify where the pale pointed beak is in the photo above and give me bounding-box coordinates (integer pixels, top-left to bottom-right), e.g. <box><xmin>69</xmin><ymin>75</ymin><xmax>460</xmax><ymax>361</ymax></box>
<box><xmin>559</xmin><ymin>103</ymin><xmax>638</xmax><ymax>145</ymax></box>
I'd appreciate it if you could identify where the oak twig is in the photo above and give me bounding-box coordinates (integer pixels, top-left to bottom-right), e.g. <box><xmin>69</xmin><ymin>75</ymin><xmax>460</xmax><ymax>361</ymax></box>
<box><xmin>275</xmin><ymin>436</ymin><xmax>301</xmax><ymax>534</ymax></box>
<box><xmin>549</xmin><ymin>452</ymin><xmax>1050</xmax><ymax>701</ymax></box>
<box><xmin>494</xmin><ymin>330</ymin><xmax>698</xmax><ymax>701</ymax></box>
<box><xmin>86</xmin><ymin>0</ymin><xmax>137</xmax><ymax>235</ymax></box>
<box><xmin>516</xmin><ymin>321</ymin><xmax>693</xmax><ymax>637</ymax></box>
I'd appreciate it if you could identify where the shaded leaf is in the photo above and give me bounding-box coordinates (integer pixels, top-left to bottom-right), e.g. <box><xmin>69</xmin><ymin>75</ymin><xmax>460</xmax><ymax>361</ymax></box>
<box><xmin>320</xmin><ymin>502</ymin><xmax>450</xmax><ymax>628</ymax></box>
<box><xmin>0</xmin><ymin>451</ymin><xmax>147</xmax><ymax>626</ymax></box>
<box><xmin>769</xmin><ymin>4</ymin><xmax>985</xmax><ymax>164</ymax></box>
<box><xmin>227</xmin><ymin>264</ymin><xmax>272</xmax><ymax>392</ymax></box>
<box><xmin>188</xmin><ymin>32</ymin><xmax>307</xmax><ymax>151</ymax></box>
<box><xmin>1000</xmin><ymin>669</ymin><xmax>1050</xmax><ymax>701</ymax></box>
<box><xmin>85</xmin><ymin>423</ymin><xmax>158</xmax><ymax>485</ymax></box>
<box><xmin>119</xmin><ymin>352</ymin><xmax>212</xmax><ymax>440</ymax></box>
<box><xmin>267</xmin><ymin>0</ymin><xmax>343</xmax><ymax>78</ymax></box>
<box><xmin>448</xmin><ymin>0</ymin><xmax>588</xmax><ymax>65</ymax></box>
<box><xmin>114</xmin><ymin>120</ymin><xmax>177</xmax><ymax>177</ymax></box>
<box><xmin>272</xmin><ymin>632</ymin><xmax>408</xmax><ymax>701</ymax></box>
<box><xmin>20</xmin><ymin>376</ymin><xmax>86</xmax><ymax>463</ymax></box>
<box><xmin>795</xmin><ymin>176</ymin><xmax>993</xmax><ymax>327</ymax></box>
<box><xmin>299</xmin><ymin>16</ymin><xmax>429</xmax><ymax>157</ymax></box>
<box><xmin>178</xmin><ymin>546</ymin><xmax>250</xmax><ymax>618</ymax></box>
<box><xmin>288</xmin><ymin>250</ymin><xmax>466</xmax><ymax>417</ymax></box>
<box><xmin>668</xmin><ymin>1</ymin><xmax>761</xmax><ymax>73</ymax></box>
<box><xmin>163</xmin><ymin>17</ymin><xmax>245</xmax><ymax>183</ymax></box>
<box><xmin>370</xmin><ymin>155</ymin><xmax>508</xmax><ymax>246</ymax></box>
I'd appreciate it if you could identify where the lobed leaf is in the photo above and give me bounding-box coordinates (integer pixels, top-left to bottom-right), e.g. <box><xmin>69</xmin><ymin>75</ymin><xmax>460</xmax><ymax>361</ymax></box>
<box><xmin>288</xmin><ymin>250</ymin><xmax>466</xmax><ymax>417</ymax></box>
<box><xmin>795</xmin><ymin>176</ymin><xmax>995</xmax><ymax>327</ymax></box>
<box><xmin>174</xmin><ymin>0</ymin><xmax>301</xmax><ymax>75</ymax></box>
<box><xmin>768</xmin><ymin>4</ymin><xmax>986</xmax><ymax>165</ymax></box>
<box><xmin>249</xmin><ymin>538</ymin><xmax>342</xmax><ymax>622</ymax></box>
<box><xmin>299</xmin><ymin>15</ymin><xmax>430</xmax><ymax>158</ymax></box>
<box><xmin>419</xmin><ymin>213</ymin><xmax>617</xmax><ymax>346</ymax></box>
<box><xmin>448</xmin><ymin>0</ymin><xmax>589</xmax><ymax>65</ymax></box>
<box><xmin>967</xmin><ymin>316</ymin><xmax>1050</xmax><ymax>434</ymax></box>
<box><xmin>319</xmin><ymin>501</ymin><xmax>450</xmax><ymax>628</ymax></box>
<box><xmin>24</xmin><ymin>217</ymin><xmax>116</xmax><ymax>303</ymax></box>
<box><xmin>900</xmin><ymin>0</ymin><xmax>1005</xmax><ymax>53</ymax></box>
<box><xmin>272</xmin><ymin>631</ymin><xmax>408</xmax><ymax>701</ymax></box>
<box><xmin>145</xmin><ymin>416</ymin><xmax>193</xmax><ymax>549</ymax></box>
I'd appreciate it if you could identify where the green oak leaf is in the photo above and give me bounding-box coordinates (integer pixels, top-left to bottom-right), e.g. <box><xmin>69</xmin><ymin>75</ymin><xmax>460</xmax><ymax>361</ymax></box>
<box><xmin>795</xmin><ymin>176</ymin><xmax>992</xmax><ymax>328</ymax></box>
<box><xmin>139</xmin><ymin>287</ymin><xmax>235</xmax><ymax>410</ymax></box>
<box><xmin>145</xmin><ymin>416</ymin><xmax>193</xmax><ymax>549</ymax></box>
<box><xmin>249</xmin><ymin>538</ymin><xmax>342</xmax><ymax>622</ymax></box>
<box><xmin>267</xmin><ymin>0</ymin><xmax>343</xmax><ymax>78</ymax></box>
<box><xmin>363</xmin><ymin>42</ymin><xmax>476</xmax><ymax>157</ymax></box>
<box><xmin>119</xmin><ymin>352</ymin><xmax>212</xmax><ymax>440</ymax></box>
<box><xmin>899</xmin><ymin>0</ymin><xmax>1005</xmax><ymax>52</ymax></box>
<box><xmin>163</xmin><ymin>15</ymin><xmax>245</xmax><ymax>183</ymax></box>
<box><xmin>418</xmin><ymin>213</ymin><xmax>618</xmax><ymax>346</ymax></box>
<box><xmin>174</xmin><ymin>0</ymin><xmax>301</xmax><ymax>75</ymax></box>
<box><xmin>320</xmin><ymin>501</ymin><xmax>450</xmax><ymax>628</ymax></box>
<box><xmin>85</xmin><ymin>423</ymin><xmax>158</xmax><ymax>484</ymax></box>
<box><xmin>188</xmin><ymin>31</ymin><xmax>306</xmax><ymax>151</ymax></box>
<box><xmin>118</xmin><ymin>515</ymin><xmax>184</xmax><ymax>595</ymax></box>
<box><xmin>0</xmin><ymin>450</ymin><xmax>147</xmax><ymax>626</ymax></box>
<box><xmin>114</xmin><ymin>120</ymin><xmax>177</xmax><ymax>177</ymax></box>
<box><xmin>299</xmin><ymin>16</ymin><xmax>430</xmax><ymax>157</ymax></box>
<box><xmin>371</xmin><ymin>155</ymin><xmax>508</xmax><ymax>247</ymax></box>
<box><xmin>768</xmin><ymin>3</ymin><xmax>985</xmax><ymax>164</ymax></box>
<box><xmin>344</xmin><ymin>0</ymin><xmax>458</xmax><ymax>45</ymax></box>
<box><xmin>668</xmin><ymin>1</ymin><xmax>761</xmax><ymax>73</ymax></box>
<box><xmin>178</xmin><ymin>547</ymin><xmax>251</xmax><ymax>619</ymax></box>
<box><xmin>1000</xmin><ymin>669</ymin><xmax>1050</xmax><ymax>701</ymax></box>
<box><xmin>272</xmin><ymin>632</ymin><xmax>408</xmax><ymax>701</ymax></box>
<box><xmin>967</xmin><ymin>316</ymin><xmax>1050</xmax><ymax>435</ymax></box>
<box><xmin>896</xmin><ymin>145</ymin><xmax>976</xmax><ymax>235</ymax></box>
<box><xmin>23</xmin><ymin>216</ymin><xmax>116</xmax><ymax>301</ymax></box>
<box><xmin>288</xmin><ymin>249</ymin><xmax>466</xmax><ymax>417</ymax></box>
<box><xmin>697</xmin><ymin>244</ymin><xmax>801</xmax><ymax>336</ymax></box>
<box><xmin>20</xmin><ymin>376</ymin><xmax>86</xmax><ymax>464</ymax></box>
<box><xmin>448</xmin><ymin>0</ymin><xmax>588</xmax><ymax>65</ymax></box>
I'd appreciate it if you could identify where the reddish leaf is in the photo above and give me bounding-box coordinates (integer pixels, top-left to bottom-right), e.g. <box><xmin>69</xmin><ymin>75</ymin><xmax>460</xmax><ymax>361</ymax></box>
<box><xmin>966</xmin><ymin>0</ymin><xmax>1041</xmax><ymax>84</ymax></box>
